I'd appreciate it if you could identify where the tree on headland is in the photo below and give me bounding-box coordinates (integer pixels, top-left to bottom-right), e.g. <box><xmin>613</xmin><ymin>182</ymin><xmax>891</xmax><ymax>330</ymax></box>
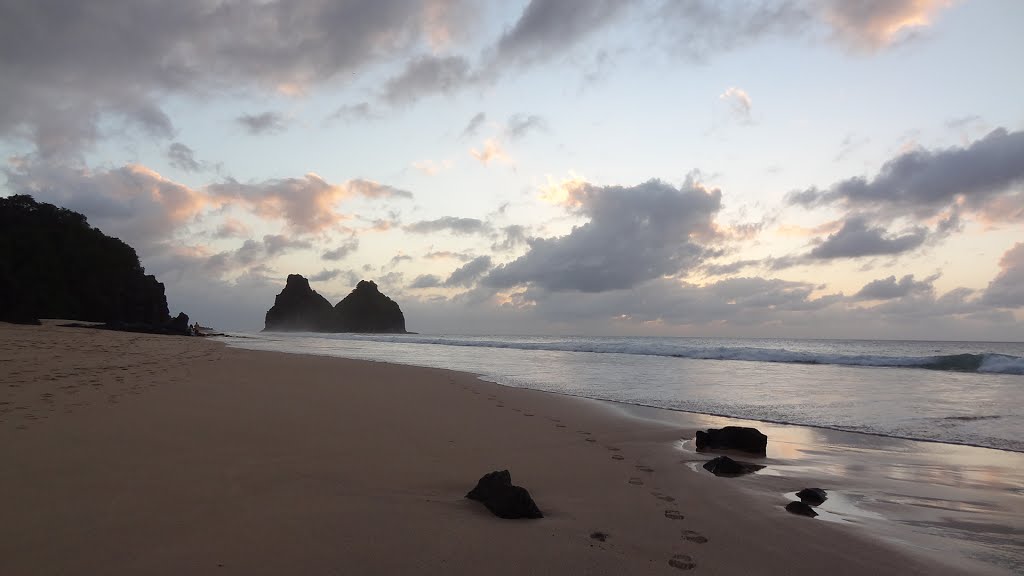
<box><xmin>0</xmin><ymin>195</ymin><xmax>171</xmax><ymax>325</ymax></box>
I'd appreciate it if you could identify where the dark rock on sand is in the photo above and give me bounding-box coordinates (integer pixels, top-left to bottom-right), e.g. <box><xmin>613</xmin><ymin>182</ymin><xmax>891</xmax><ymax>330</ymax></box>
<box><xmin>695</xmin><ymin>426</ymin><xmax>768</xmax><ymax>455</ymax></box>
<box><xmin>466</xmin><ymin>470</ymin><xmax>543</xmax><ymax>519</ymax></box>
<box><xmin>796</xmin><ymin>488</ymin><xmax>828</xmax><ymax>506</ymax></box>
<box><xmin>0</xmin><ymin>195</ymin><xmax>172</xmax><ymax>326</ymax></box>
<box><xmin>702</xmin><ymin>456</ymin><xmax>765</xmax><ymax>477</ymax></box>
<box><xmin>785</xmin><ymin>501</ymin><xmax>818</xmax><ymax>517</ymax></box>
<box><xmin>264</xmin><ymin>274</ymin><xmax>335</xmax><ymax>332</ymax></box>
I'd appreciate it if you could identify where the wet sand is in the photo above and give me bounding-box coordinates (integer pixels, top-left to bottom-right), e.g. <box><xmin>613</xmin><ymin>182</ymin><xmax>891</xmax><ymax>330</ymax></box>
<box><xmin>0</xmin><ymin>322</ymin><xmax>1013</xmax><ymax>574</ymax></box>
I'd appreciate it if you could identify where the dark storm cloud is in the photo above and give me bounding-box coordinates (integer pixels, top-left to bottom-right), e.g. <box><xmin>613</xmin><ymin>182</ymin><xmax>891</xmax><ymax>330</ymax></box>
<box><xmin>484</xmin><ymin>178</ymin><xmax>722</xmax><ymax>292</ymax></box>
<box><xmin>505</xmin><ymin>114</ymin><xmax>546</xmax><ymax>140</ymax></box>
<box><xmin>0</xmin><ymin>0</ymin><xmax>464</xmax><ymax>156</ymax></box>
<box><xmin>236</xmin><ymin>112</ymin><xmax>288</xmax><ymax>135</ymax></box>
<box><xmin>382</xmin><ymin>55</ymin><xmax>474</xmax><ymax>105</ymax></box>
<box><xmin>808</xmin><ymin>217</ymin><xmax>927</xmax><ymax>259</ymax></box>
<box><xmin>404</xmin><ymin>216</ymin><xmax>491</xmax><ymax>235</ymax></box>
<box><xmin>491</xmin><ymin>0</ymin><xmax>626</xmax><ymax>67</ymax></box>
<box><xmin>445</xmin><ymin>256</ymin><xmax>492</xmax><ymax>288</ymax></box>
<box><xmin>982</xmin><ymin>243</ymin><xmax>1024</xmax><ymax>308</ymax></box>
<box><xmin>854</xmin><ymin>274</ymin><xmax>937</xmax><ymax>301</ymax></box>
<box><xmin>167</xmin><ymin>142</ymin><xmax>202</xmax><ymax>172</ymax></box>
<box><xmin>322</xmin><ymin>238</ymin><xmax>360</xmax><ymax>261</ymax></box>
<box><xmin>790</xmin><ymin>129</ymin><xmax>1024</xmax><ymax>223</ymax></box>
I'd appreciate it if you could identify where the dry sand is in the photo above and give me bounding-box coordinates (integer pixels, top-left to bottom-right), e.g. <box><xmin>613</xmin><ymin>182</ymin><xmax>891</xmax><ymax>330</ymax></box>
<box><xmin>0</xmin><ymin>322</ymin><xmax>978</xmax><ymax>574</ymax></box>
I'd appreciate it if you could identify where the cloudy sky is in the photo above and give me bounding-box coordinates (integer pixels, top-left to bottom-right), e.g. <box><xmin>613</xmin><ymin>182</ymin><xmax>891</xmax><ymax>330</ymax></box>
<box><xmin>2</xmin><ymin>0</ymin><xmax>1023</xmax><ymax>339</ymax></box>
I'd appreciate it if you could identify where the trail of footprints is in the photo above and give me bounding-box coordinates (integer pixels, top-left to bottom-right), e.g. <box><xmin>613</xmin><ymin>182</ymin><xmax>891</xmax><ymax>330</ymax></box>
<box><xmin>461</xmin><ymin>381</ymin><xmax>708</xmax><ymax>571</ymax></box>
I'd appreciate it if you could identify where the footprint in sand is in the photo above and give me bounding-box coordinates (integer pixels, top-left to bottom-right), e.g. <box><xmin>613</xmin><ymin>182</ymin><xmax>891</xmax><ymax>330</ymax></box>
<box><xmin>606</xmin><ymin>446</ymin><xmax>621</xmax><ymax>452</ymax></box>
<box><xmin>668</xmin><ymin>554</ymin><xmax>696</xmax><ymax>570</ymax></box>
<box><xmin>496</xmin><ymin>404</ymin><xmax>505</xmax><ymax>408</ymax></box>
<box><xmin>635</xmin><ymin>465</ymin><xmax>655</xmax><ymax>473</ymax></box>
<box><xmin>555</xmin><ymin>424</ymin><xmax>567</xmax><ymax>428</ymax></box>
<box><xmin>584</xmin><ymin>437</ymin><xmax>596</xmax><ymax>443</ymax></box>
<box><xmin>577</xmin><ymin>431</ymin><xmax>591</xmax><ymax>436</ymax></box>
<box><xmin>523</xmin><ymin>413</ymin><xmax>534</xmax><ymax>417</ymax></box>
<box><xmin>511</xmin><ymin>408</ymin><xmax>521</xmax><ymax>412</ymax></box>
<box><xmin>664</xmin><ymin>510</ymin><xmax>685</xmax><ymax>520</ymax></box>
<box><xmin>682</xmin><ymin>530</ymin><xmax>708</xmax><ymax>544</ymax></box>
<box><xmin>612</xmin><ymin>454</ymin><xmax>625</xmax><ymax>461</ymax></box>
<box><xmin>628</xmin><ymin>477</ymin><xmax>644</xmax><ymax>486</ymax></box>
<box><xmin>652</xmin><ymin>491</ymin><xmax>676</xmax><ymax>502</ymax></box>
<box><xmin>590</xmin><ymin>531</ymin><xmax>609</xmax><ymax>542</ymax></box>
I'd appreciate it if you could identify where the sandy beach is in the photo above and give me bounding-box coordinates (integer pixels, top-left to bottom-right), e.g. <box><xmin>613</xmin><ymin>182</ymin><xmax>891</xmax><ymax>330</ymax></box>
<box><xmin>0</xmin><ymin>323</ymin><xmax>1011</xmax><ymax>575</ymax></box>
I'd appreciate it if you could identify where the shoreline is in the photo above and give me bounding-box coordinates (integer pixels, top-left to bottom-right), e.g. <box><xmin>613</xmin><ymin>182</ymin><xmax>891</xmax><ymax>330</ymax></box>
<box><xmin>2</xmin><ymin>322</ymin><xmax>1019</xmax><ymax>574</ymax></box>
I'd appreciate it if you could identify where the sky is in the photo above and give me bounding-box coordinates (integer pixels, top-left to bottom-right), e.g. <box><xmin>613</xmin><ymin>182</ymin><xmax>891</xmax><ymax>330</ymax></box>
<box><xmin>2</xmin><ymin>0</ymin><xmax>1023</xmax><ymax>339</ymax></box>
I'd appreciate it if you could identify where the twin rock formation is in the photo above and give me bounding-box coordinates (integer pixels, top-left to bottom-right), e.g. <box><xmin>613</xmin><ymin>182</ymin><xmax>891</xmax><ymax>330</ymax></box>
<box><xmin>264</xmin><ymin>274</ymin><xmax>407</xmax><ymax>333</ymax></box>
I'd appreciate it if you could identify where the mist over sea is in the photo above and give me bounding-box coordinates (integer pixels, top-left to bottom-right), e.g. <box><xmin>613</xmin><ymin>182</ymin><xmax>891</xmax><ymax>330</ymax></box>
<box><xmin>221</xmin><ymin>334</ymin><xmax>1024</xmax><ymax>453</ymax></box>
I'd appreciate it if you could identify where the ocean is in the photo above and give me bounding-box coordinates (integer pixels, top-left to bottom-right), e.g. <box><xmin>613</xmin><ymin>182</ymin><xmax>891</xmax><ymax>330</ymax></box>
<box><xmin>219</xmin><ymin>333</ymin><xmax>1024</xmax><ymax>454</ymax></box>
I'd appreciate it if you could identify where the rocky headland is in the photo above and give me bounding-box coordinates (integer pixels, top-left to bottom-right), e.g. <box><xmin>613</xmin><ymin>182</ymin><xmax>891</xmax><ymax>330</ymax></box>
<box><xmin>0</xmin><ymin>195</ymin><xmax>190</xmax><ymax>334</ymax></box>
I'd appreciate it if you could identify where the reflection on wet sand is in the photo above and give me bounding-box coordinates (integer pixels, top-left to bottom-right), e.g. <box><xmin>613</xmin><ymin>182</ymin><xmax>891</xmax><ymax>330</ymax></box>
<box><xmin>607</xmin><ymin>402</ymin><xmax>1024</xmax><ymax>575</ymax></box>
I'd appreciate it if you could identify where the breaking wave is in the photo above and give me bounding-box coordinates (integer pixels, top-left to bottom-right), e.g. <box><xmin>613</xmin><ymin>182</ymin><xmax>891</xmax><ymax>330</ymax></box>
<box><xmin>289</xmin><ymin>334</ymin><xmax>1024</xmax><ymax>375</ymax></box>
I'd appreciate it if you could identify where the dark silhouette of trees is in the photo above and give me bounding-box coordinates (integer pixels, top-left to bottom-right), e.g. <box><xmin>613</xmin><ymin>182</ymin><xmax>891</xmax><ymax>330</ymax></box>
<box><xmin>0</xmin><ymin>195</ymin><xmax>170</xmax><ymax>325</ymax></box>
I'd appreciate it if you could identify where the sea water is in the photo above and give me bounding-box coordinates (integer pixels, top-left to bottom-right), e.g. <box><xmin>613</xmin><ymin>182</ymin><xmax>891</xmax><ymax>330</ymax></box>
<box><xmin>219</xmin><ymin>333</ymin><xmax>1024</xmax><ymax>453</ymax></box>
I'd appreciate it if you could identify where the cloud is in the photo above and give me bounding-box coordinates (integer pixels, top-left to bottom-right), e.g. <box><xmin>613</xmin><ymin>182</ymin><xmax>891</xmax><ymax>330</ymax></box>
<box><xmin>405</xmin><ymin>216</ymin><xmax>491</xmax><ymax>235</ymax></box>
<box><xmin>790</xmin><ymin>128</ymin><xmax>1024</xmax><ymax>224</ymax></box>
<box><xmin>410</xmin><ymin>274</ymin><xmax>443</xmax><ymax>289</ymax></box>
<box><xmin>470</xmin><ymin>139</ymin><xmax>510</xmax><ymax>165</ymax></box>
<box><xmin>263</xmin><ymin>234</ymin><xmax>311</xmax><ymax>256</ymax></box>
<box><xmin>208</xmin><ymin>174</ymin><xmax>411</xmax><ymax>234</ymax></box>
<box><xmin>719</xmin><ymin>87</ymin><xmax>752</xmax><ymax>122</ymax></box>
<box><xmin>0</xmin><ymin>0</ymin><xmax>470</xmax><ymax>157</ymax></box>
<box><xmin>322</xmin><ymin>238</ymin><xmax>360</xmax><ymax>261</ymax></box>
<box><xmin>309</xmin><ymin>268</ymin><xmax>342</xmax><ymax>282</ymax></box>
<box><xmin>505</xmin><ymin>114</ymin><xmax>547</xmax><ymax>139</ymax></box>
<box><xmin>390</xmin><ymin>253</ymin><xmax>414</xmax><ymax>266</ymax></box>
<box><xmin>445</xmin><ymin>255</ymin><xmax>492</xmax><ymax>287</ymax></box>
<box><xmin>821</xmin><ymin>0</ymin><xmax>952</xmax><ymax>50</ymax></box>
<box><xmin>4</xmin><ymin>161</ymin><xmax>206</xmax><ymax>253</ymax></box>
<box><xmin>424</xmin><ymin>250</ymin><xmax>475</xmax><ymax>261</ymax></box>
<box><xmin>214</xmin><ymin>218</ymin><xmax>251</xmax><ymax>239</ymax></box>
<box><xmin>204</xmin><ymin>235</ymin><xmax>312</xmax><ymax>275</ymax></box>
<box><xmin>982</xmin><ymin>243</ymin><xmax>1024</xmax><ymax>308</ymax></box>
<box><xmin>485</xmin><ymin>177</ymin><xmax>722</xmax><ymax>292</ymax></box>
<box><xmin>167</xmin><ymin>142</ymin><xmax>202</xmax><ymax>172</ymax></box>
<box><xmin>412</xmin><ymin>159</ymin><xmax>454</xmax><ymax>175</ymax></box>
<box><xmin>490</xmin><ymin>0</ymin><xmax>626</xmax><ymax>67</ymax></box>
<box><xmin>327</xmin><ymin>102</ymin><xmax>377</xmax><ymax>123</ymax></box>
<box><xmin>236</xmin><ymin>111</ymin><xmax>288</xmax><ymax>135</ymax></box>
<box><xmin>854</xmin><ymin>273</ymin><xmax>938</xmax><ymax>300</ymax></box>
<box><xmin>346</xmin><ymin>179</ymin><xmax>414</xmax><ymax>199</ymax></box>
<box><xmin>491</xmin><ymin>224</ymin><xmax>529</xmax><ymax>252</ymax></box>
<box><xmin>382</xmin><ymin>54</ymin><xmax>474</xmax><ymax>105</ymax></box>
<box><xmin>808</xmin><ymin>216</ymin><xmax>928</xmax><ymax>259</ymax></box>
<box><xmin>462</xmin><ymin>112</ymin><xmax>486</xmax><ymax>137</ymax></box>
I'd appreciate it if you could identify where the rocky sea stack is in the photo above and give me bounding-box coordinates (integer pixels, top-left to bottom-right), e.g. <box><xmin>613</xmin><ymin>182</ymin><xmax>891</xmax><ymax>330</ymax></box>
<box><xmin>264</xmin><ymin>275</ymin><xmax>407</xmax><ymax>333</ymax></box>
<box><xmin>264</xmin><ymin>274</ymin><xmax>335</xmax><ymax>332</ymax></box>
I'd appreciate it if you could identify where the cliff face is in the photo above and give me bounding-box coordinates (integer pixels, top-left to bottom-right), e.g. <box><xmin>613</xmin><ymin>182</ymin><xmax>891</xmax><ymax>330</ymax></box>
<box><xmin>334</xmin><ymin>280</ymin><xmax>406</xmax><ymax>333</ymax></box>
<box><xmin>263</xmin><ymin>276</ymin><xmax>407</xmax><ymax>333</ymax></box>
<box><xmin>0</xmin><ymin>195</ymin><xmax>171</xmax><ymax>325</ymax></box>
<box><xmin>263</xmin><ymin>274</ymin><xmax>335</xmax><ymax>332</ymax></box>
